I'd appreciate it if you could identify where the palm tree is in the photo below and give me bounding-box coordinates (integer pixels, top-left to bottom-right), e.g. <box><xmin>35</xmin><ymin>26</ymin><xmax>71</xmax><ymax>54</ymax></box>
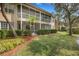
<box><xmin>0</xmin><ymin>3</ymin><xmax>17</xmax><ymax>37</ymax></box>
<box><xmin>28</xmin><ymin>16</ymin><xmax>36</xmax><ymax>33</ymax></box>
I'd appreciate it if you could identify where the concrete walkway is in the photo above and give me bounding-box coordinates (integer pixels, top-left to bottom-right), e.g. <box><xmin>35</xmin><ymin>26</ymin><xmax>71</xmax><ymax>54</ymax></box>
<box><xmin>73</xmin><ymin>34</ymin><xmax>79</xmax><ymax>46</ymax></box>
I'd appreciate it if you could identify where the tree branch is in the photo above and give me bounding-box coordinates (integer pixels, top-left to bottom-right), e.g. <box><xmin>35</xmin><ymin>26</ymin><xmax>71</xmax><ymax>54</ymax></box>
<box><xmin>71</xmin><ymin>16</ymin><xmax>79</xmax><ymax>24</ymax></box>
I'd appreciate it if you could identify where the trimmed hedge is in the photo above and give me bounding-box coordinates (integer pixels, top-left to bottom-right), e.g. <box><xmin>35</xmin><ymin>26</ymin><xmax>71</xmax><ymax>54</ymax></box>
<box><xmin>0</xmin><ymin>29</ymin><xmax>57</xmax><ymax>38</ymax></box>
<box><xmin>23</xmin><ymin>30</ymin><xmax>31</xmax><ymax>36</ymax></box>
<box><xmin>0</xmin><ymin>30</ymin><xmax>32</xmax><ymax>39</ymax></box>
<box><xmin>6</xmin><ymin>30</ymin><xmax>14</xmax><ymax>37</ymax></box>
<box><xmin>72</xmin><ymin>28</ymin><xmax>79</xmax><ymax>34</ymax></box>
<box><xmin>0</xmin><ymin>30</ymin><xmax>7</xmax><ymax>39</ymax></box>
<box><xmin>16</xmin><ymin>30</ymin><xmax>23</xmax><ymax>36</ymax></box>
<box><xmin>36</xmin><ymin>29</ymin><xmax>57</xmax><ymax>35</ymax></box>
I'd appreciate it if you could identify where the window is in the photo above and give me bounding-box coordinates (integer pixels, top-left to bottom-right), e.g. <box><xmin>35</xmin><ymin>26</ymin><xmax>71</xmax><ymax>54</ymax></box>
<box><xmin>22</xmin><ymin>13</ymin><xmax>29</xmax><ymax>18</ymax></box>
<box><xmin>41</xmin><ymin>13</ymin><xmax>51</xmax><ymax>22</ymax></box>
<box><xmin>30</xmin><ymin>9</ymin><xmax>35</xmax><ymax>16</ymax></box>
<box><xmin>17</xmin><ymin>5</ymin><xmax>20</xmax><ymax>12</ymax></box>
<box><xmin>5</xmin><ymin>4</ymin><xmax>14</xmax><ymax>13</ymax></box>
<box><xmin>36</xmin><ymin>12</ymin><xmax>40</xmax><ymax>20</ymax></box>
<box><xmin>17</xmin><ymin>5</ymin><xmax>29</xmax><ymax>19</ymax></box>
<box><xmin>22</xmin><ymin>6</ymin><xmax>29</xmax><ymax>14</ymax></box>
<box><xmin>1</xmin><ymin>22</ymin><xmax>8</xmax><ymax>29</ymax></box>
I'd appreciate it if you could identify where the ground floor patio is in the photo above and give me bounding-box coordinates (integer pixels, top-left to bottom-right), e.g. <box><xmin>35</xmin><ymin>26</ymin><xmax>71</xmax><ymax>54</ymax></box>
<box><xmin>0</xmin><ymin>21</ymin><xmax>52</xmax><ymax>32</ymax></box>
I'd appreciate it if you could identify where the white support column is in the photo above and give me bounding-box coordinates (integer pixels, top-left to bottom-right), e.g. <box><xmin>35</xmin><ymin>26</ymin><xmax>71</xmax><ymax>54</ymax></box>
<box><xmin>33</xmin><ymin>10</ymin><xmax>36</xmax><ymax>32</ymax></box>
<box><xmin>29</xmin><ymin>8</ymin><xmax>31</xmax><ymax>31</ymax></box>
<box><xmin>40</xmin><ymin>11</ymin><xmax>41</xmax><ymax>30</ymax></box>
<box><xmin>51</xmin><ymin>16</ymin><xmax>53</xmax><ymax>29</ymax></box>
<box><xmin>7</xmin><ymin>24</ymin><xmax>9</xmax><ymax>30</ymax></box>
<box><xmin>20</xmin><ymin>3</ymin><xmax>22</xmax><ymax>30</ymax></box>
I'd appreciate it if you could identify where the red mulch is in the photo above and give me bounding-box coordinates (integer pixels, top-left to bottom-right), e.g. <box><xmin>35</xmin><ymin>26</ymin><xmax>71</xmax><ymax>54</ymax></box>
<box><xmin>23</xmin><ymin>35</ymin><xmax>37</xmax><ymax>41</ymax></box>
<box><xmin>1</xmin><ymin>35</ymin><xmax>37</xmax><ymax>56</ymax></box>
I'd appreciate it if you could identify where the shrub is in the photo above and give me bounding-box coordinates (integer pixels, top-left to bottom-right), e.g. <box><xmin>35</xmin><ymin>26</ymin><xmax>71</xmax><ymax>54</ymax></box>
<box><xmin>6</xmin><ymin>30</ymin><xmax>14</xmax><ymax>37</ymax></box>
<box><xmin>60</xmin><ymin>27</ymin><xmax>67</xmax><ymax>31</ymax></box>
<box><xmin>23</xmin><ymin>30</ymin><xmax>31</xmax><ymax>36</ymax></box>
<box><xmin>0</xmin><ymin>30</ymin><xmax>7</xmax><ymax>39</ymax></box>
<box><xmin>0</xmin><ymin>29</ymin><xmax>32</xmax><ymax>39</ymax></box>
<box><xmin>16</xmin><ymin>30</ymin><xmax>23</xmax><ymax>36</ymax></box>
<box><xmin>36</xmin><ymin>29</ymin><xmax>57</xmax><ymax>35</ymax></box>
<box><xmin>72</xmin><ymin>28</ymin><xmax>79</xmax><ymax>34</ymax></box>
<box><xmin>0</xmin><ymin>30</ymin><xmax>14</xmax><ymax>39</ymax></box>
<box><xmin>51</xmin><ymin>29</ymin><xmax>57</xmax><ymax>33</ymax></box>
<box><xmin>29</xmin><ymin>40</ymin><xmax>50</xmax><ymax>55</ymax></box>
<box><xmin>28</xmin><ymin>34</ymin><xmax>78</xmax><ymax>56</ymax></box>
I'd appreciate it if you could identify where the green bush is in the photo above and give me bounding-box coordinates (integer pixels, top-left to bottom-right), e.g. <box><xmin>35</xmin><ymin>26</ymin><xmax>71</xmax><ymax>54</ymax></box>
<box><xmin>29</xmin><ymin>40</ymin><xmax>50</xmax><ymax>55</ymax></box>
<box><xmin>60</xmin><ymin>27</ymin><xmax>67</xmax><ymax>31</ymax></box>
<box><xmin>28</xmin><ymin>34</ymin><xmax>78</xmax><ymax>56</ymax></box>
<box><xmin>0</xmin><ymin>30</ymin><xmax>14</xmax><ymax>39</ymax></box>
<box><xmin>36</xmin><ymin>29</ymin><xmax>57</xmax><ymax>35</ymax></box>
<box><xmin>0</xmin><ymin>30</ymin><xmax>32</xmax><ymax>39</ymax></box>
<box><xmin>72</xmin><ymin>28</ymin><xmax>79</xmax><ymax>34</ymax></box>
<box><xmin>0</xmin><ymin>30</ymin><xmax>7</xmax><ymax>39</ymax></box>
<box><xmin>23</xmin><ymin>30</ymin><xmax>31</xmax><ymax>36</ymax></box>
<box><xmin>16</xmin><ymin>30</ymin><xmax>23</xmax><ymax>36</ymax></box>
<box><xmin>6</xmin><ymin>30</ymin><xmax>14</xmax><ymax>37</ymax></box>
<box><xmin>51</xmin><ymin>29</ymin><xmax>57</xmax><ymax>33</ymax></box>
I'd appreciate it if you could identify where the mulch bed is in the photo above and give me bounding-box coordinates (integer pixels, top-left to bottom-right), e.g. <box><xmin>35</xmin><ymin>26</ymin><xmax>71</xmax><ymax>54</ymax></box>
<box><xmin>1</xmin><ymin>35</ymin><xmax>37</xmax><ymax>56</ymax></box>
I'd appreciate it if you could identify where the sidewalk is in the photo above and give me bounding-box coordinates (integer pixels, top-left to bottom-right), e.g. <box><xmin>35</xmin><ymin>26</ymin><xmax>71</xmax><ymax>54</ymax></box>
<box><xmin>73</xmin><ymin>34</ymin><xmax>79</xmax><ymax>46</ymax></box>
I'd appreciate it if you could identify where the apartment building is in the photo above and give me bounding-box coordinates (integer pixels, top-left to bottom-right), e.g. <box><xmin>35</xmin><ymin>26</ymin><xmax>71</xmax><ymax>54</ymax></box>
<box><xmin>0</xmin><ymin>3</ymin><xmax>55</xmax><ymax>31</ymax></box>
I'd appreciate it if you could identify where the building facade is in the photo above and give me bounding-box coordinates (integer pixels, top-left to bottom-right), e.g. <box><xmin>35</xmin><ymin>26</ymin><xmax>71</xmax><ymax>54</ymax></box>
<box><xmin>0</xmin><ymin>3</ymin><xmax>55</xmax><ymax>31</ymax></box>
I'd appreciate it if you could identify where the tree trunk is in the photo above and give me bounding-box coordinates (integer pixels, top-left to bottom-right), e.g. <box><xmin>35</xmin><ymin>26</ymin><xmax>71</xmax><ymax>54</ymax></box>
<box><xmin>0</xmin><ymin>3</ymin><xmax>17</xmax><ymax>37</ymax></box>
<box><xmin>69</xmin><ymin>21</ymin><xmax>72</xmax><ymax>36</ymax></box>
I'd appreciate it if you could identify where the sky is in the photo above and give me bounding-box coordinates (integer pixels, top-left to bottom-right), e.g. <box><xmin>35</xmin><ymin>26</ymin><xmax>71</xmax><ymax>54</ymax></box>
<box><xmin>32</xmin><ymin>3</ymin><xmax>56</xmax><ymax>14</ymax></box>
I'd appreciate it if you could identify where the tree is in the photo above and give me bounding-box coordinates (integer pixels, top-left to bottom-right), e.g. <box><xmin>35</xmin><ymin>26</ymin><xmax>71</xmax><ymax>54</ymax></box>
<box><xmin>28</xmin><ymin>16</ymin><xmax>36</xmax><ymax>33</ymax></box>
<box><xmin>53</xmin><ymin>12</ymin><xmax>62</xmax><ymax>30</ymax></box>
<box><xmin>54</xmin><ymin>3</ymin><xmax>79</xmax><ymax>36</ymax></box>
<box><xmin>0</xmin><ymin>3</ymin><xmax>17</xmax><ymax>37</ymax></box>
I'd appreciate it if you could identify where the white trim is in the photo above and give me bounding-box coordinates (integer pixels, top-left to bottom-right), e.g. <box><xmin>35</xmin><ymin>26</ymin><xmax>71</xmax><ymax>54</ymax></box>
<box><xmin>7</xmin><ymin>24</ymin><xmax>9</xmax><ymax>30</ymax></box>
<box><xmin>29</xmin><ymin>8</ymin><xmax>31</xmax><ymax>31</ymax></box>
<box><xmin>20</xmin><ymin>3</ymin><xmax>23</xmax><ymax>30</ymax></box>
<box><xmin>40</xmin><ymin>11</ymin><xmax>41</xmax><ymax>29</ymax></box>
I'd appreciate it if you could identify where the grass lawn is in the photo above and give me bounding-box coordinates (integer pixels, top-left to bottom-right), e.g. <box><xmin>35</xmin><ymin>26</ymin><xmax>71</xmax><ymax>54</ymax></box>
<box><xmin>15</xmin><ymin>32</ymin><xmax>79</xmax><ymax>56</ymax></box>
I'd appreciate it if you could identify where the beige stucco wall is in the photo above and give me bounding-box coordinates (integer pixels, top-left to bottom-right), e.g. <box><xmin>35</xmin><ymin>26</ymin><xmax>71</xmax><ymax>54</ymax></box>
<box><xmin>0</xmin><ymin>12</ymin><xmax>12</xmax><ymax>22</ymax></box>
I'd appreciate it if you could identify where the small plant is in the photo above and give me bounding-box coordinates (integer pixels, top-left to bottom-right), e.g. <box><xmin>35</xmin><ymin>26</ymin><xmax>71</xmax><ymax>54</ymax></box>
<box><xmin>16</xmin><ymin>30</ymin><xmax>23</xmax><ymax>36</ymax></box>
<box><xmin>72</xmin><ymin>28</ymin><xmax>79</xmax><ymax>34</ymax></box>
<box><xmin>23</xmin><ymin>30</ymin><xmax>32</xmax><ymax>36</ymax></box>
<box><xmin>6</xmin><ymin>30</ymin><xmax>14</xmax><ymax>38</ymax></box>
<box><xmin>0</xmin><ymin>38</ymin><xmax>24</xmax><ymax>54</ymax></box>
<box><xmin>0</xmin><ymin>30</ymin><xmax>7</xmax><ymax>39</ymax></box>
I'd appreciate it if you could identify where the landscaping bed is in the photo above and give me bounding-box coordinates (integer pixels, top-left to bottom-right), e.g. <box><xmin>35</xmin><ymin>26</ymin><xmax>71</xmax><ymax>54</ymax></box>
<box><xmin>0</xmin><ymin>36</ymin><xmax>36</xmax><ymax>56</ymax></box>
<box><xmin>0</xmin><ymin>38</ymin><xmax>24</xmax><ymax>55</ymax></box>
